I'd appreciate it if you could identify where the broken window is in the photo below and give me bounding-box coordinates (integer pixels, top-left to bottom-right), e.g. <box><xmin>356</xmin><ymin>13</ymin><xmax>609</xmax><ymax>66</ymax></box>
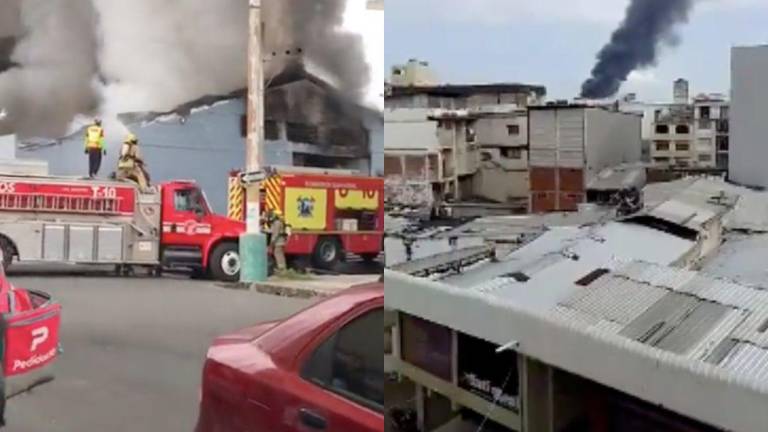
<box><xmin>465</xmin><ymin>122</ymin><xmax>476</xmax><ymax>143</ymax></box>
<box><xmin>501</xmin><ymin>148</ymin><xmax>522</xmax><ymax>159</ymax></box>
<box><xmin>716</xmin><ymin>136</ymin><xmax>729</xmax><ymax>152</ymax></box>
<box><xmin>506</xmin><ymin>124</ymin><xmax>520</xmax><ymax>136</ymax></box>
<box><xmin>286</xmin><ymin>122</ymin><xmax>318</xmax><ymax>144</ymax></box>
<box><xmin>265</xmin><ymin>120</ymin><xmax>280</xmax><ymax>140</ymax></box>
<box><xmin>675</xmin><ymin>124</ymin><xmax>690</xmax><ymax>134</ymax></box>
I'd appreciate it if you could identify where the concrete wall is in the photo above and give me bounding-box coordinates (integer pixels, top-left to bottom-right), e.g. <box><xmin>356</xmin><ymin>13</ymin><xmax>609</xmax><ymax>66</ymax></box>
<box><xmin>730</xmin><ymin>46</ymin><xmax>768</xmax><ymax>188</ymax></box>
<box><xmin>475</xmin><ymin>115</ymin><xmax>528</xmax><ymax>148</ymax></box>
<box><xmin>384</xmin><ymin>109</ymin><xmax>440</xmax><ymax>152</ymax></box>
<box><xmin>474</xmin><ymin>167</ymin><xmax>529</xmax><ymax>203</ymax></box>
<box><xmin>584</xmin><ymin>109</ymin><xmax>642</xmax><ymax>184</ymax></box>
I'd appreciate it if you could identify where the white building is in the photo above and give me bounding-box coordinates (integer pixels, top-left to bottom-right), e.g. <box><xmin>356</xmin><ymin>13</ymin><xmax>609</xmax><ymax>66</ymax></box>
<box><xmin>730</xmin><ymin>45</ymin><xmax>768</xmax><ymax>188</ymax></box>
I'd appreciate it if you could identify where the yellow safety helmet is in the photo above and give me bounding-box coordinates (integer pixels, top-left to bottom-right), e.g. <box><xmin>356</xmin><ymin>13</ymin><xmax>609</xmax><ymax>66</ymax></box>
<box><xmin>124</xmin><ymin>133</ymin><xmax>138</xmax><ymax>144</ymax></box>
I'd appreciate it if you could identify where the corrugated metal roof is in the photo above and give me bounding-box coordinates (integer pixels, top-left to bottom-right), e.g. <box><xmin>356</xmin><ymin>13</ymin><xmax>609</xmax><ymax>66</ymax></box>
<box><xmin>719</xmin><ymin>343</ymin><xmax>768</xmax><ymax>383</ymax></box>
<box><xmin>443</xmin><ymin>223</ymin><xmax>694</xmax><ymax>313</ymax></box>
<box><xmin>555</xmin><ymin>261</ymin><xmax>768</xmax><ymax>380</ymax></box>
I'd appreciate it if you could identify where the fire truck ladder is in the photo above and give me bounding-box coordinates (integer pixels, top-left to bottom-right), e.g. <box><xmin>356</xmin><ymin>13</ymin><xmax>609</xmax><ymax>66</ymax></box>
<box><xmin>0</xmin><ymin>192</ymin><xmax>123</xmax><ymax>215</ymax></box>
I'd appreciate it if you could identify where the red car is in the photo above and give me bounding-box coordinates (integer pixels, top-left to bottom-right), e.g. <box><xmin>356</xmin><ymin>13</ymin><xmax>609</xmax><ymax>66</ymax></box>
<box><xmin>195</xmin><ymin>282</ymin><xmax>384</xmax><ymax>432</ymax></box>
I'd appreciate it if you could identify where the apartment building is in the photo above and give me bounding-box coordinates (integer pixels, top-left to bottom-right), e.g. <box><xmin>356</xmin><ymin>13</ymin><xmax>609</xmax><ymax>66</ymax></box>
<box><xmin>649</xmin><ymin>83</ymin><xmax>729</xmax><ymax>170</ymax></box>
<box><xmin>384</xmin><ymin>61</ymin><xmax>546</xmax><ymax>208</ymax></box>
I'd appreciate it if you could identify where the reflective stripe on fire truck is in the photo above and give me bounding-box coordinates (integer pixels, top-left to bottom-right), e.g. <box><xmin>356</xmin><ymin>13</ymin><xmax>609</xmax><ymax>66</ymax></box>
<box><xmin>263</xmin><ymin>174</ymin><xmax>282</xmax><ymax>215</ymax></box>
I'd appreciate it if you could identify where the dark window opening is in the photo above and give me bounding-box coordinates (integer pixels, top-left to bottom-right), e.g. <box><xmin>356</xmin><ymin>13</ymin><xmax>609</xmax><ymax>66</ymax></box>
<box><xmin>699</xmin><ymin>106</ymin><xmax>710</xmax><ymax>119</ymax></box>
<box><xmin>265</xmin><ymin>120</ymin><xmax>279</xmax><ymax>140</ymax></box>
<box><xmin>655</xmin><ymin>124</ymin><xmax>669</xmax><ymax>134</ymax></box>
<box><xmin>655</xmin><ymin>141</ymin><xmax>670</xmax><ymax>151</ymax></box>
<box><xmin>675</xmin><ymin>125</ymin><xmax>690</xmax><ymax>134</ymax></box>
<box><xmin>501</xmin><ymin>148</ymin><xmax>522</xmax><ymax>159</ymax></box>
<box><xmin>465</xmin><ymin>123</ymin><xmax>477</xmax><ymax>143</ymax></box>
<box><xmin>575</xmin><ymin>268</ymin><xmax>610</xmax><ymax>286</ymax></box>
<box><xmin>507</xmin><ymin>124</ymin><xmax>520</xmax><ymax>136</ymax></box>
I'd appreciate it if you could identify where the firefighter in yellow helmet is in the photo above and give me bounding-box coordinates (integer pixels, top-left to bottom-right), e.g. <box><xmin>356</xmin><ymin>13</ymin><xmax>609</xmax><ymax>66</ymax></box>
<box><xmin>84</xmin><ymin>118</ymin><xmax>105</xmax><ymax>178</ymax></box>
<box><xmin>116</xmin><ymin>133</ymin><xmax>149</xmax><ymax>190</ymax></box>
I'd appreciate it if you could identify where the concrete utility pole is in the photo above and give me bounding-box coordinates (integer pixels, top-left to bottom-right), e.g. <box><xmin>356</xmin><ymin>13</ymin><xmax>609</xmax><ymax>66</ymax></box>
<box><xmin>240</xmin><ymin>0</ymin><xmax>268</xmax><ymax>283</ymax></box>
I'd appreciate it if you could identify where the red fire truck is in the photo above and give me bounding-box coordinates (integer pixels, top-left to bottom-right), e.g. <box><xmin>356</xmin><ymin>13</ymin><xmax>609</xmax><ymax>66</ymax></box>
<box><xmin>0</xmin><ymin>174</ymin><xmax>245</xmax><ymax>281</ymax></box>
<box><xmin>258</xmin><ymin>168</ymin><xmax>384</xmax><ymax>269</ymax></box>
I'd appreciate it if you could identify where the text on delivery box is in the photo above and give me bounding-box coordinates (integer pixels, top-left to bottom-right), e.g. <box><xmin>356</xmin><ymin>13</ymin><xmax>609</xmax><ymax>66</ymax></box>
<box><xmin>5</xmin><ymin>306</ymin><xmax>61</xmax><ymax>377</ymax></box>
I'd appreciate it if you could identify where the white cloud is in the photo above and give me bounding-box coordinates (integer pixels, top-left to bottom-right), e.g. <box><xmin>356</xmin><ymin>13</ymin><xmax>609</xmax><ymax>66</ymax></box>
<box><xmin>628</xmin><ymin>70</ymin><xmax>659</xmax><ymax>84</ymax></box>
<box><xmin>344</xmin><ymin>2</ymin><xmax>384</xmax><ymax>110</ymax></box>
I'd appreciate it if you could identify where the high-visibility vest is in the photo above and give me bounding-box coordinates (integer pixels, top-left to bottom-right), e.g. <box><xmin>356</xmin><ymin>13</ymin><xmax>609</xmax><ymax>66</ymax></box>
<box><xmin>85</xmin><ymin>125</ymin><xmax>104</xmax><ymax>150</ymax></box>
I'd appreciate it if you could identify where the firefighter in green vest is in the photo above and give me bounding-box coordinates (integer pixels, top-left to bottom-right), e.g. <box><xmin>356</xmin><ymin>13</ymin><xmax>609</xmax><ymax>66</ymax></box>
<box><xmin>84</xmin><ymin>119</ymin><xmax>105</xmax><ymax>178</ymax></box>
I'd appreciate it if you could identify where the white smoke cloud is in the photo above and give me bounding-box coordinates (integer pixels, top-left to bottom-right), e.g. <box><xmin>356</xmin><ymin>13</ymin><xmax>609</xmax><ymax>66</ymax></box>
<box><xmin>0</xmin><ymin>0</ymin><xmax>378</xmax><ymax>140</ymax></box>
<box><xmin>93</xmin><ymin>0</ymin><xmax>248</xmax><ymax>117</ymax></box>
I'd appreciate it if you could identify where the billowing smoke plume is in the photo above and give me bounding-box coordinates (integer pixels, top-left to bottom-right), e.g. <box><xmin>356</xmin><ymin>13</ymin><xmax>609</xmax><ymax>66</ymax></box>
<box><xmin>264</xmin><ymin>0</ymin><xmax>370</xmax><ymax>103</ymax></box>
<box><xmin>581</xmin><ymin>0</ymin><xmax>694</xmax><ymax>99</ymax></box>
<box><xmin>0</xmin><ymin>0</ymin><xmax>370</xmax><ymax>138</ymax></box>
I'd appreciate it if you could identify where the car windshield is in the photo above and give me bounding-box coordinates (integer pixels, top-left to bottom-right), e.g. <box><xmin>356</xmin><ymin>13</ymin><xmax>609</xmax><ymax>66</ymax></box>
<box><xmin>175</xmin><ymin>187</ymin><xmax>211</xmax><ymax>215</ymax></box>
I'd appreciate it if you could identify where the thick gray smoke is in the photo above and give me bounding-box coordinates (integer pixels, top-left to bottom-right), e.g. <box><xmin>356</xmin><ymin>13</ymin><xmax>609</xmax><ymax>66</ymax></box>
<box><xmin>0</xmin><ymin>0</ymin><xmax>100</xmax><ymax>137</ymax></box>
<box><xmin>581</xmin><ymin>0</ymin><xmax>694</xmax><ymax>99</ymax></box>
<box><xmin>0</xmin><ymin>0</ymin><xmax>369</xmax><ymax>139</ymax></box>
<box><xmin>264</xmin><ymin>0</ymin><xmax>370</xmax><ymax>103</ymax></box>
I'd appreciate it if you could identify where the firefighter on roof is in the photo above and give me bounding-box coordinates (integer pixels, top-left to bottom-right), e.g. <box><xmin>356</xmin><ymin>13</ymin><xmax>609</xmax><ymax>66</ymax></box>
<box><xmin>84</xmin><ymin>118</ymin><xmax>106</xmax><ymax>178</ymax></box>
<box><xmin>116</xmin><ymin>134</ymin><xmax>150</xmax><ymax>191</ymax></box>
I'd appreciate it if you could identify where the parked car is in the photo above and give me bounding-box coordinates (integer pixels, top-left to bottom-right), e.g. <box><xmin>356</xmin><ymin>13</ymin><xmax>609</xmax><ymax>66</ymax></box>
<box><xmin>195</xmin><ymin>281</ymin><xmax>384</xmax><ymax>432</ymax></box>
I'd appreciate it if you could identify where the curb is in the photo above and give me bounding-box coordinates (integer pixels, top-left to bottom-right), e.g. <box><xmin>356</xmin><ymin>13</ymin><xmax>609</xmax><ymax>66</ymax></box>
<box><xmin>219</xmin><ymin>281</ymin><xmax>328</xmax><ymax>299</ymax></box>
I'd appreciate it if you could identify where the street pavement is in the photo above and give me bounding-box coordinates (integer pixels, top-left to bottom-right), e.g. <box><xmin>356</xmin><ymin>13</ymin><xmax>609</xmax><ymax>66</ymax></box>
<box><xmin>2</xmin><ymin>272</ymin><xmax>312</xmax><ymax>432</ymax></box>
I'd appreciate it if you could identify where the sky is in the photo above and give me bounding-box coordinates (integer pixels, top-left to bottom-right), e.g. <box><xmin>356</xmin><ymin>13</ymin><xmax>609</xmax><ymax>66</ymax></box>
<box><xmin>385</xmin><ymin>0</ymin><xmax>768</xmax><ymax>102</ymax></box>
<box><xmin>345</xmin><ymin>1</ymin><xmax>384</xmax><ymax>110</ymax></box>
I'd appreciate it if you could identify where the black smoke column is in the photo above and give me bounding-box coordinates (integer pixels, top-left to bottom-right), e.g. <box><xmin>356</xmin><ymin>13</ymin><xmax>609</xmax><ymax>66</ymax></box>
<box><xmin>581</xmin><ymin>0</ymin><xmax>694</xmax><ymax>99</ymax></box>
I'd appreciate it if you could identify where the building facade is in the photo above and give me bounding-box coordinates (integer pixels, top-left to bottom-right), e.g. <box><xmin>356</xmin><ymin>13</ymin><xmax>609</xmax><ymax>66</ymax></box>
<box><xmin>384</xmin><ymin>66</ymin><xmax>545</xmax><ymax>210</ymax></box>
<box><xmin>528</xmin><ymin>105</ymin><xmax>642</xmax><ymax>213</ymax></box>
<box><xmin>17</xmin><ymin>73</ymin><xmax>383</xmax><ymax>213</ymax></box>
<box><xmin>730</xmin><ymin>45</ymin><xmax>768</xmax><ymax>188</ymax></box>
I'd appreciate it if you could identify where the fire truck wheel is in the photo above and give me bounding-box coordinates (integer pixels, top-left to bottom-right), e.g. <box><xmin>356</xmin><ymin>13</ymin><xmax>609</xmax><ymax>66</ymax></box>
<box><xmin>0</xmin><ymin>236</ymin><xmax>13</xmax><ymax>270</ymax></box>
<box><xmin>360</xmin><ymin>253</ymin><xmax>379</xmax><ymax>263</ymax></box>
<box><xmin>209</xmin><ymin>242</ymin><xmax>241</xmax><ymax>282</ymax></box>
<box><xmin>313</xmin><ymin>237</ymin><xmax>341</xmax><ymax>270</ymax></box>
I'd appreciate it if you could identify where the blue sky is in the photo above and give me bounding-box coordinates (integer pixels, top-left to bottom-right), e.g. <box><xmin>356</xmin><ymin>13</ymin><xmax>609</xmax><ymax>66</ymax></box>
<box><xmin>385</xmin><ymin>0</ymin><xmax>768</xmax><ymax>102</ymax></box>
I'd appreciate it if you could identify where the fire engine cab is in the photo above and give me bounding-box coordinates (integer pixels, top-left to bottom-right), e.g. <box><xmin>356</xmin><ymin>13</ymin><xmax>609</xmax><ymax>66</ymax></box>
<box><xmin>0</xmin><ymin>174</ymin><xmax>244</xmax><ymax>281</ymax></box>
<box><xmin>258</xmin><ymin>167</ymin><xmax>384</xmax><ymax>269</ymax></box>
